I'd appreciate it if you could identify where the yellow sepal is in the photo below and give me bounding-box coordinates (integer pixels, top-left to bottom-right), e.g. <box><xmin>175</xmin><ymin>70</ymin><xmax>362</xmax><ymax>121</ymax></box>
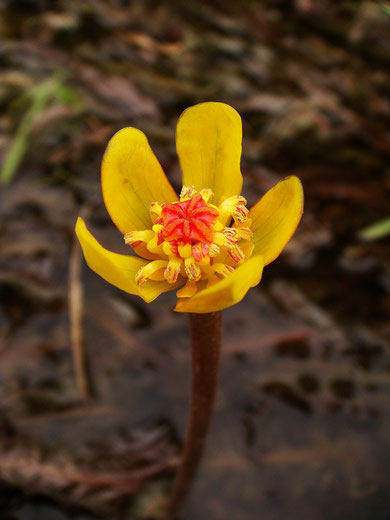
<box><xmin>249</xmin><ymin>176</ymin><xmax>303</xmax><ymax>266</ymax></box>
<box><xmin>176</xmin><ymin>102</ymin><xmax>243</xmax><ymax>206</ymax></box>
<box><xmin>101</xmin><ymin>127</ymin><xmax>177</xmax><ymax>235</ymax></box>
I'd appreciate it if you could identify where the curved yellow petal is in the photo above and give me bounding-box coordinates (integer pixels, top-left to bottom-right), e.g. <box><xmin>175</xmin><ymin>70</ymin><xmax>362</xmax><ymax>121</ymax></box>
<box><xmin>76</xmin><ymin>217</ymin><xmax>181</xmax><ymax>303</ymax></box>
<box><xmin>176</xmin><ymin>102</ymin><xmax>243</xmax><ymax>206</ymax></box>
<box><xmin>249</xmin><ymin>176</ymin><xmax>303</xmax><ymax>266</ymax></box>
<box><xmin>174</xmin><ymin>255</ymin><xmax>264</xmax><ymax>313</ymax></box>
<box><xmin>101</xmin><ymin>127</ymin><xmax>178</xmax><ymax>235</ymax></box>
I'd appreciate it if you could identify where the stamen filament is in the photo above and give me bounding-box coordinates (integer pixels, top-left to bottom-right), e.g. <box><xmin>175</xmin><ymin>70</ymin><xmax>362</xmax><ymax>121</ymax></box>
<box><xmin>124</xmin><ymin>230</ymin><xmax>154</xmax><ymax>246</ymax></box>
<box><xmin>135</xmin><ymin>260</ymin><xmax>169</xmax><ymax>285</ymax></box>
<box><xmin>149</xmin><ymin>202</ymin><xmax>162</xmax><ymax>223</ymax></box>
<box><xmin>180</xmin><ymin>185</ymin><xmax>196</xmax><ymax>199</ymax></box>
<box><xmin>178</xmin><ymin>243</ymin><xmax>192</xmax><ymax>258</ymax></box>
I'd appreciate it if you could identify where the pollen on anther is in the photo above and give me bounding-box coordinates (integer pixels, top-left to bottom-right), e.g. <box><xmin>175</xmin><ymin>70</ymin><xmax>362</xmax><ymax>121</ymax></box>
<box><xmin>184</xmin><ymin>258</ymin><xmax>201</xmax><ymax>282</ymax></box>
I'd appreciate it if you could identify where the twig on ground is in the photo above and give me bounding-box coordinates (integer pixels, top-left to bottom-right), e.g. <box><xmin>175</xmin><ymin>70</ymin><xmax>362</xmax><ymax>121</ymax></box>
<box><xmin>69</xmin><ymin>206</ymin><xmax>91</xmax><ymax>401</ymax></box>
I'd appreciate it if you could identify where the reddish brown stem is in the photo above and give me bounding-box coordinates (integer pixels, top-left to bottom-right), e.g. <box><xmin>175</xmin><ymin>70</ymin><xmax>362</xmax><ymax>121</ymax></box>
<box><xmin>164</xmin><ymin>311</ymin><xmax>222</xmax><ymax>519</ymax></box>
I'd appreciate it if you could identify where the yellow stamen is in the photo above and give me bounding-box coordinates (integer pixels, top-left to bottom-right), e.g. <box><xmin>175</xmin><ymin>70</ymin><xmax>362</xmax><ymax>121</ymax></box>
<box><xmin>135</xmin><ymin>260</ymin><xmax>168</xmax><ymax>285</ymax></box>
<box><xmin>233</xmin><ymin>205</ymin><xmax>248</xmax><ymax>223</ymax></box>
<box><xmin>164</xmin><ymin>257</ymin><xmax>182</xmax><ymax>283</ymax></box>
<box><xmin>178</xmin><ymin>243</ymin><xmax>192</xmax><ymax>258</ymax></box>
<box><xmin>213</xmin><ymin>232</ymin><xmax>228</xmax><ymax>247</ymax></box>
<box><xmin>226</xmin><ymin>242</ymin><xmax>245</xmax><ymax>264</ymax></box>
<box><xmin>199</xmin><ymin>188</ymin><xmax>213</xmax><ymax>203</ymax></box>
<box><xmin>184</xmin><ymin>257</ymin><xmax>201</xmax><ymax>282</ymax></box>
<box><xmin>149</xmin><ymin>202</ymin><xmax>162</xmax><ymax>222</ymax></box>
<box><xmin>180</xmin><ymin>185</ymin><xmax>196</xmax><ymax>199</ymax></box>
<box><xmin>127</xmin><ymin>184</ymin><xmax>253</xmax><ymax>290</ymax></box>
<box><xmin>213</xmin><ymin>263</ymin><xmax>235</xmax><ymax>278</ymax></box>
<box><xmin>222</xmin><ymin>227</ymin><xmax>238</xmax><ymax>242</ymax></box>
<box><xmin>152</xmin><ymin>224</ymin><xmax>163</xmax><ymax>234</ymax></box>
<box><xmin>235</xmin><ymin>227</ymin><xmax>253</xmax><ymax>241</ymax></box>
<box><xmin>146</xmin><ymin>224</ymin><xmax>164</xmax><ymax>253</ymax></box>
<box><xmin>124</xmin><ymin>230</ymin><xmax>154</xmax><ymax>245</ymax></box>
<box><xmin>208</xmin><ymin>243</ymin><xmax>220</xmax><ymax>257</ymax></box>
<box><xmin>162</xmin><ymin>241</ymin><xmax>175</xmax><ymax>256</ymax></box>
<box><xmin>220</xmin><ymin>195</ymin><xmax>247</xmax><ymax>209</ymax></box>
<box><xmin>199</xmin><ymin>255</ymin><xmax>210</xmax><ymax>266</ymax></box>
<box><xmin>219</xmin><ymin>195</ymin><xmax>248</xmax><ymax>224</ymax></box>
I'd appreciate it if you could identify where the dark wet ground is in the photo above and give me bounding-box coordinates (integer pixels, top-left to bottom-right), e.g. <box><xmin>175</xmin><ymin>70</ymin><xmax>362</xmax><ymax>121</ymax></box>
<box><xmin>1</xmin><ymin>1</ymin><xmax>390</xmax><ymax>519</ymax></box>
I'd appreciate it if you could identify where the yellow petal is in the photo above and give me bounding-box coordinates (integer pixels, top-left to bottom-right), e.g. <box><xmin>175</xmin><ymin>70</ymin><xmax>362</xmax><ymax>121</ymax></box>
<box><xmin>76</xmin><ymin>217</ymin><xmax>181</xmax><ymax>303</ymax></box>
<box><xmin>176</xmin><ymin>102</ymin><xmax>243</xmax><ymax>206</ymax></box>
<box><xmin>101</xmin><ymin>127</ymin><xmax>178</xmax><ymax>235</ymax></box>
<box><xmin>174</xmin><ymin>255</ymin><xmax>264</xmax><ymax>313</ymax></box>
<box><xmin>249</xmin><ymin>176</ymin><xmax>303</xmax><ymax>266</ymax></box>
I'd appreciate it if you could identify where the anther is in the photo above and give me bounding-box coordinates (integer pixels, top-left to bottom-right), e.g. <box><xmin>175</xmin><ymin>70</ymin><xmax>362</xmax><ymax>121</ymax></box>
<box><xmin>164</xmin><ymin>257</ymin><xmax>182</xmax><ymax>283</ymax></box>
<box><xmin>135</xmin><ymin>260</ymin><xmax>168</xmax><ymax>285</ymax></box>
<box><xmin>213</xmin><ymin>263</ymin><xmax>235</xmax><ymax>278</ymax></box>
<box><xmin>208</xmin><ymin>243</ymin><xmax>220</xmax><ymax>257</ymax></box>
<box><xmin>219</xmin><ymin>195</ymin><xmax>249</xmax><ymax>224</ymax></box>
<box><xmin>124</xmin><ymin>230</ymin><xmax>154</xmax><ymax>246</ymax></box>
<box><xmin>149</xmin><ymin>202</ymin><xmax>162</xmax><ymax>223</ymax></box>
<box><xmin>222</xmin><ymin>227</ymin><xmax>238</xmax><ymax>242</ymax></box>
<box><xmin>226</xmin><ymin>243</ymin><xmax>245</xmax><ymax>264</ymax></box>
<box><xmin>199</xmin><ymin>189</ymin><xmax>213</xmax><ymax>203</ymax></box>
<box><xmin>184</xmin><ymin>257</ymin><xmax>201</xmax><ymax>282</ymax></box>
<box><xmin>233</xmin><ymin>205</ymin><xmax>249</xmax><ymax>224</ymax></box>
<box><xmin>192</xmin><ymin>243</ymin><xmax>209</xmax><ymax>263</ymax></box>
<box><xmin>180</xmin><ymin>185</ymin><xmax>196</xmax><ymax>199</ymax></box>
<box><xmin>235</xmin><ymin>226</ymin><xmax>253</xmax><ymax>241</ymax></box>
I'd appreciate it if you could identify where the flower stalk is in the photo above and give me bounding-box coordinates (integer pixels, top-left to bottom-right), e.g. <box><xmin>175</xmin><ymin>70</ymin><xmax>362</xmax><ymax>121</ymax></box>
<box><xmin>164</xmin><ymin>311</ymin><xmax>222</xmax><ymax>519</ymax></box>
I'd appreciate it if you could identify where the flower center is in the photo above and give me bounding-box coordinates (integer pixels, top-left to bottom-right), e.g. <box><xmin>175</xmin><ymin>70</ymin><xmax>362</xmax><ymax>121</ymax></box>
<box><xmin>124</xmin><ymin>186</ymin><xmax>253</xmax><ymax>296</ymax></box>
<box><xmin>160</xmin><ymin>194</ymin><xmax>219</xmax><ymax>245</ymax></box>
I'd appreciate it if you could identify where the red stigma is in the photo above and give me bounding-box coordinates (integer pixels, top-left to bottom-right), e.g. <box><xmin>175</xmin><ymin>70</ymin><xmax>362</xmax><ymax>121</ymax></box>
<box><xmin>161</xmin><ymin>195</ymin><xmax>219</xmax><ymax>244</ymax></box>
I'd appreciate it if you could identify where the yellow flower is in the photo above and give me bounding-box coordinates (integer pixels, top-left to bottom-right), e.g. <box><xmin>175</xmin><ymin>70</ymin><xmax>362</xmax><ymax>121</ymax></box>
<box><xmin>76</xmin><ymin>102</ymin><xmax>303</xmax><ymax>313</ymax></box>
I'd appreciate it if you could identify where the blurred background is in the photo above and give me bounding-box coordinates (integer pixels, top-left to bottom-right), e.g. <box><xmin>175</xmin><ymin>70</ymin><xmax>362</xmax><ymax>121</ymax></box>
<box><xmin>1</xmin><ymin>1</ymin><xmax>390</xmax><ymax>519</ymax></box>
